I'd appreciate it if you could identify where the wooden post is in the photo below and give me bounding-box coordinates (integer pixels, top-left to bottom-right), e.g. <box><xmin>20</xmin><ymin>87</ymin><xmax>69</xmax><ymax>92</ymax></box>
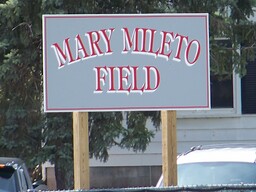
<box><xmin>73</xmin><ymin>112</ymin><xmax>90</xmax><ymax>189</ymax></box>
<box><xmin>161</xmin><ymin>110</ymin><xmax>177</xmax><ymax>186</ymax></box>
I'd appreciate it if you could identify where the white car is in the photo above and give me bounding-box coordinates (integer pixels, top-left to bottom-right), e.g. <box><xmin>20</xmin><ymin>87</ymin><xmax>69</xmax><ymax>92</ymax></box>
<box><xmin>156</xmin><ymin>144</ymin><xmax>256</xmax><ymax>187</ymax></box>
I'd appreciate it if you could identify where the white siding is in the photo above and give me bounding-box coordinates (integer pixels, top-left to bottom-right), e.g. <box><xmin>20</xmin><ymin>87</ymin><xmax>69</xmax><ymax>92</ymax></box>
<box><xmin>90</xmin><ymin>114</ymin><xmax>256</xmax><ymax>167</ymax></box>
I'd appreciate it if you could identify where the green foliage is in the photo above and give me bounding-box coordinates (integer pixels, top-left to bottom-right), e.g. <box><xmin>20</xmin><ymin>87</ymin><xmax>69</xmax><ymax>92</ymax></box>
<box><xmin>170</xmin><ymin>0</ymin><xmax>256</xmax><ymax>77</ymax></box>
<box><xmin>121</xmin><ymin>112</ymin><xmax>154</xmax><ymax>151</ymax></box>
<box><xmin>0</xmin><ymin>0</ymin><xmax>256</xmax><ymax>189</ymax></box>
<box><xmin>40</xmin><ymin>113</ymin><xmax>73</xmax><ymax>189</ymax></box>
<box><xmin>41</xmin><ymin>0</ymin><xmax>170</xmax><ymax>14</ymax></box>
<box><xmin>89</xmin><ymin>112</ymin><xmax>124</xmax><ymax>161</ymax></box>
<box><xmin>89</xmin><ymin>111</ymin><xmax>155</xmax><ymax>162</ymax></box>
<box><xmin>0</xmin><ymin>0</ymin><xmax>42</xmax><ymax>169</ymax></box>
<box><xmin>40</xmin><ymin>111</ymin><xmax>155</xmax><ymax>189</ymax></box>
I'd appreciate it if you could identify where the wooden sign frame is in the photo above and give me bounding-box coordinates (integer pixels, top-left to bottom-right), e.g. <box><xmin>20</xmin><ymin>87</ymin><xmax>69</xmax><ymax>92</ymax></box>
<box><xmin>73</xmin><ymin>110</ymin><xmax>177</xmax><ymax>189</ymax></box>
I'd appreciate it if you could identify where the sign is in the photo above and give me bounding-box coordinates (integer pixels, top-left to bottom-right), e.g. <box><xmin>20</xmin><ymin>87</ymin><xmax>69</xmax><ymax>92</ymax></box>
<box><xmin>43</xmin><ymin>14</ymin><xmax>210</xmax><ymax>112</ymax></box>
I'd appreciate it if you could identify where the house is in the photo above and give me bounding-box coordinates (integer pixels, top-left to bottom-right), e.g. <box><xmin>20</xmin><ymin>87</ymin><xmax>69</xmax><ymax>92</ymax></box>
<box><xmin>89</xmin><ymin>59</ymin><xmax>256</xmax><ymax>188</ymax></box>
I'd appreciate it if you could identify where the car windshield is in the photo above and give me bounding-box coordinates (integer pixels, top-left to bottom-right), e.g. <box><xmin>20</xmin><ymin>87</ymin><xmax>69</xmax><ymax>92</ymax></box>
<box><xmin>0</xmin><ymin>166</ymin><xmax>17</xmax><ymax>192</ymax></box>
<box><xmin>178</xmin><ymin>162</ymin><xmax>256</xmax><ymax>186</ymax></box>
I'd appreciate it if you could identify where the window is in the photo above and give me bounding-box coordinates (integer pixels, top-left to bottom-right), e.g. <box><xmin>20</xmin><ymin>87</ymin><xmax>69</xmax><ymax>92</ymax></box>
<box><xmin>178</xmin><ymin>38</ymin><xmax>239</xmax><ymax>117</ymax></box>
<box><xmin>178</xmin><ymin>162</ymin><xmax>256</xmax><ymax>185</ymax></box>
<box><xmin>0</xmin><ymin>166</ymin><xmax>17</xmax><ymax>191</ymax></box>
<box><xmin>241</xmin><ymin>59</ymin><xmax>256</xmax><ymax>114</ymax></box>
<box><xmin>210</xmin><ymin>39</ymin><xmax>233</xmax><ymax>109</ymax></box>
<box><xmin>211</xmin><ymin>74</ymin><xmax>233</xmax><ymax>108</ymax></box>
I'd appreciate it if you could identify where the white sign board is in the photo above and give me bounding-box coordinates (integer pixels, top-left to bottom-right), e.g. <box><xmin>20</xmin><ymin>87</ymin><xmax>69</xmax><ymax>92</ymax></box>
<box><xmin>43</xmin><ymin>14</ymin><xmax>210</xmax><ymax>112</ymax></box>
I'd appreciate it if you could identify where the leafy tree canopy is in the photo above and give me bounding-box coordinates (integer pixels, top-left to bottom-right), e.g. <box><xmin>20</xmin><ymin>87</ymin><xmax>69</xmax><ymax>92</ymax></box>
<box><xmin>0</xmin><ymin>0</ymin><xmax>256</xmax><ymax>189</ymax></box>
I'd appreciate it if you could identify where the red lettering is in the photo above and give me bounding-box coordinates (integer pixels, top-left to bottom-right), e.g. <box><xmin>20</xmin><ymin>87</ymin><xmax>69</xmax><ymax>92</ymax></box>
<box><xmin>148</xmin><ymin>29</ymin><xmax>159</xmax><ymax>56</ymax></box>
<box><xmin>93</xmin><ymin>65</ymin><xmax>160</xmax><ymax>94</ymax></box>
<box><xmin>120</xmin><ymin>28</ymin><xmax>201</xmax><ymax>66</ymax></box>
<box><xmin>173</xmin><ymin>34</ymin><xmax>188</xmax><ymax>61</ymax></box>
<box><xmin>185</xmin><ymin>40</ymin><xmax>201</xmax><ymax>66</ymax></box>
<box><xmin>86</xmin><ymin>31</ymin><xmax>103</xmax><ymax>57</ymax></box>
<box><xmin>130</xmin><ymin>66</ymin><xmax>145</xmax><ymax>93</ymax></box>
<box><xmin>144</xmin><ymin>66</ymin><xmax>160</xmax><ymax>92</ymax></box>
<box><xmin>75</xmin><ymin>34</ymin><xmax>89</xmax><ymax>61</ymax></box>
<box><xmin>100</xmin><ymin>28</ymin><xmax>115</xmax><ymax>54</ymax></box>
<box><xmin>121</xmin><ymin>28</ymin><xmax>140</xmax><ymax>53</ymax></box>
<box><xmin>158</xmin><ymin>31</ymin><xmax>174</xmax><ymax>60</ymax></box>
<box><xmin>116</xmin><ymin>66</ymin><xmax>131</xmax><ymax>93</ymax></box>
<box><xmin>107</xmin><ymin>66</ymin><xmax>116</xmax><ymax>92</ymax></box>
<box><xmin>51</xmin><ymin>38</ymin><xmax>75</xmax><ymax>68</ymax></box>
<box><xmin>93</xmin><ymin>66</ymin><xmax>108</xmax><ymax>93</ymax></box>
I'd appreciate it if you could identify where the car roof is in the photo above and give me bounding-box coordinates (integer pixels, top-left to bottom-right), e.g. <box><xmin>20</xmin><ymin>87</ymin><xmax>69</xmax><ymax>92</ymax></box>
<box><xmin>178</xmin><ymin>144</ymin><xmax>256</xmax><ymax>164</ymax></box>
<box><xmin>0</xmin><ymin>157</ymin><xmax>25</xmax><ymax>166</ymax></box>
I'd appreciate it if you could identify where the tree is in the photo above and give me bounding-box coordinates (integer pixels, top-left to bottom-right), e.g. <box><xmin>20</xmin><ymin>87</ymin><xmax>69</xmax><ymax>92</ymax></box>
<box><xmin>0</xmin><ymin>0</ymin><xmax>256</xmax><ymax>189</ymax></box>
<box><xmin>0</xmin><ymin>0</ymin><xmax>43</xmax><ymax>168</ymax></box>
<box><xmin>0</xmin><ymin>0</ymin><xmax>165</xmax><ymax>189</ymax></box>
<box><xmin>170</xmin><ymin>0</ymin><xmax>256</xmax><ymax>77</ymax></box>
